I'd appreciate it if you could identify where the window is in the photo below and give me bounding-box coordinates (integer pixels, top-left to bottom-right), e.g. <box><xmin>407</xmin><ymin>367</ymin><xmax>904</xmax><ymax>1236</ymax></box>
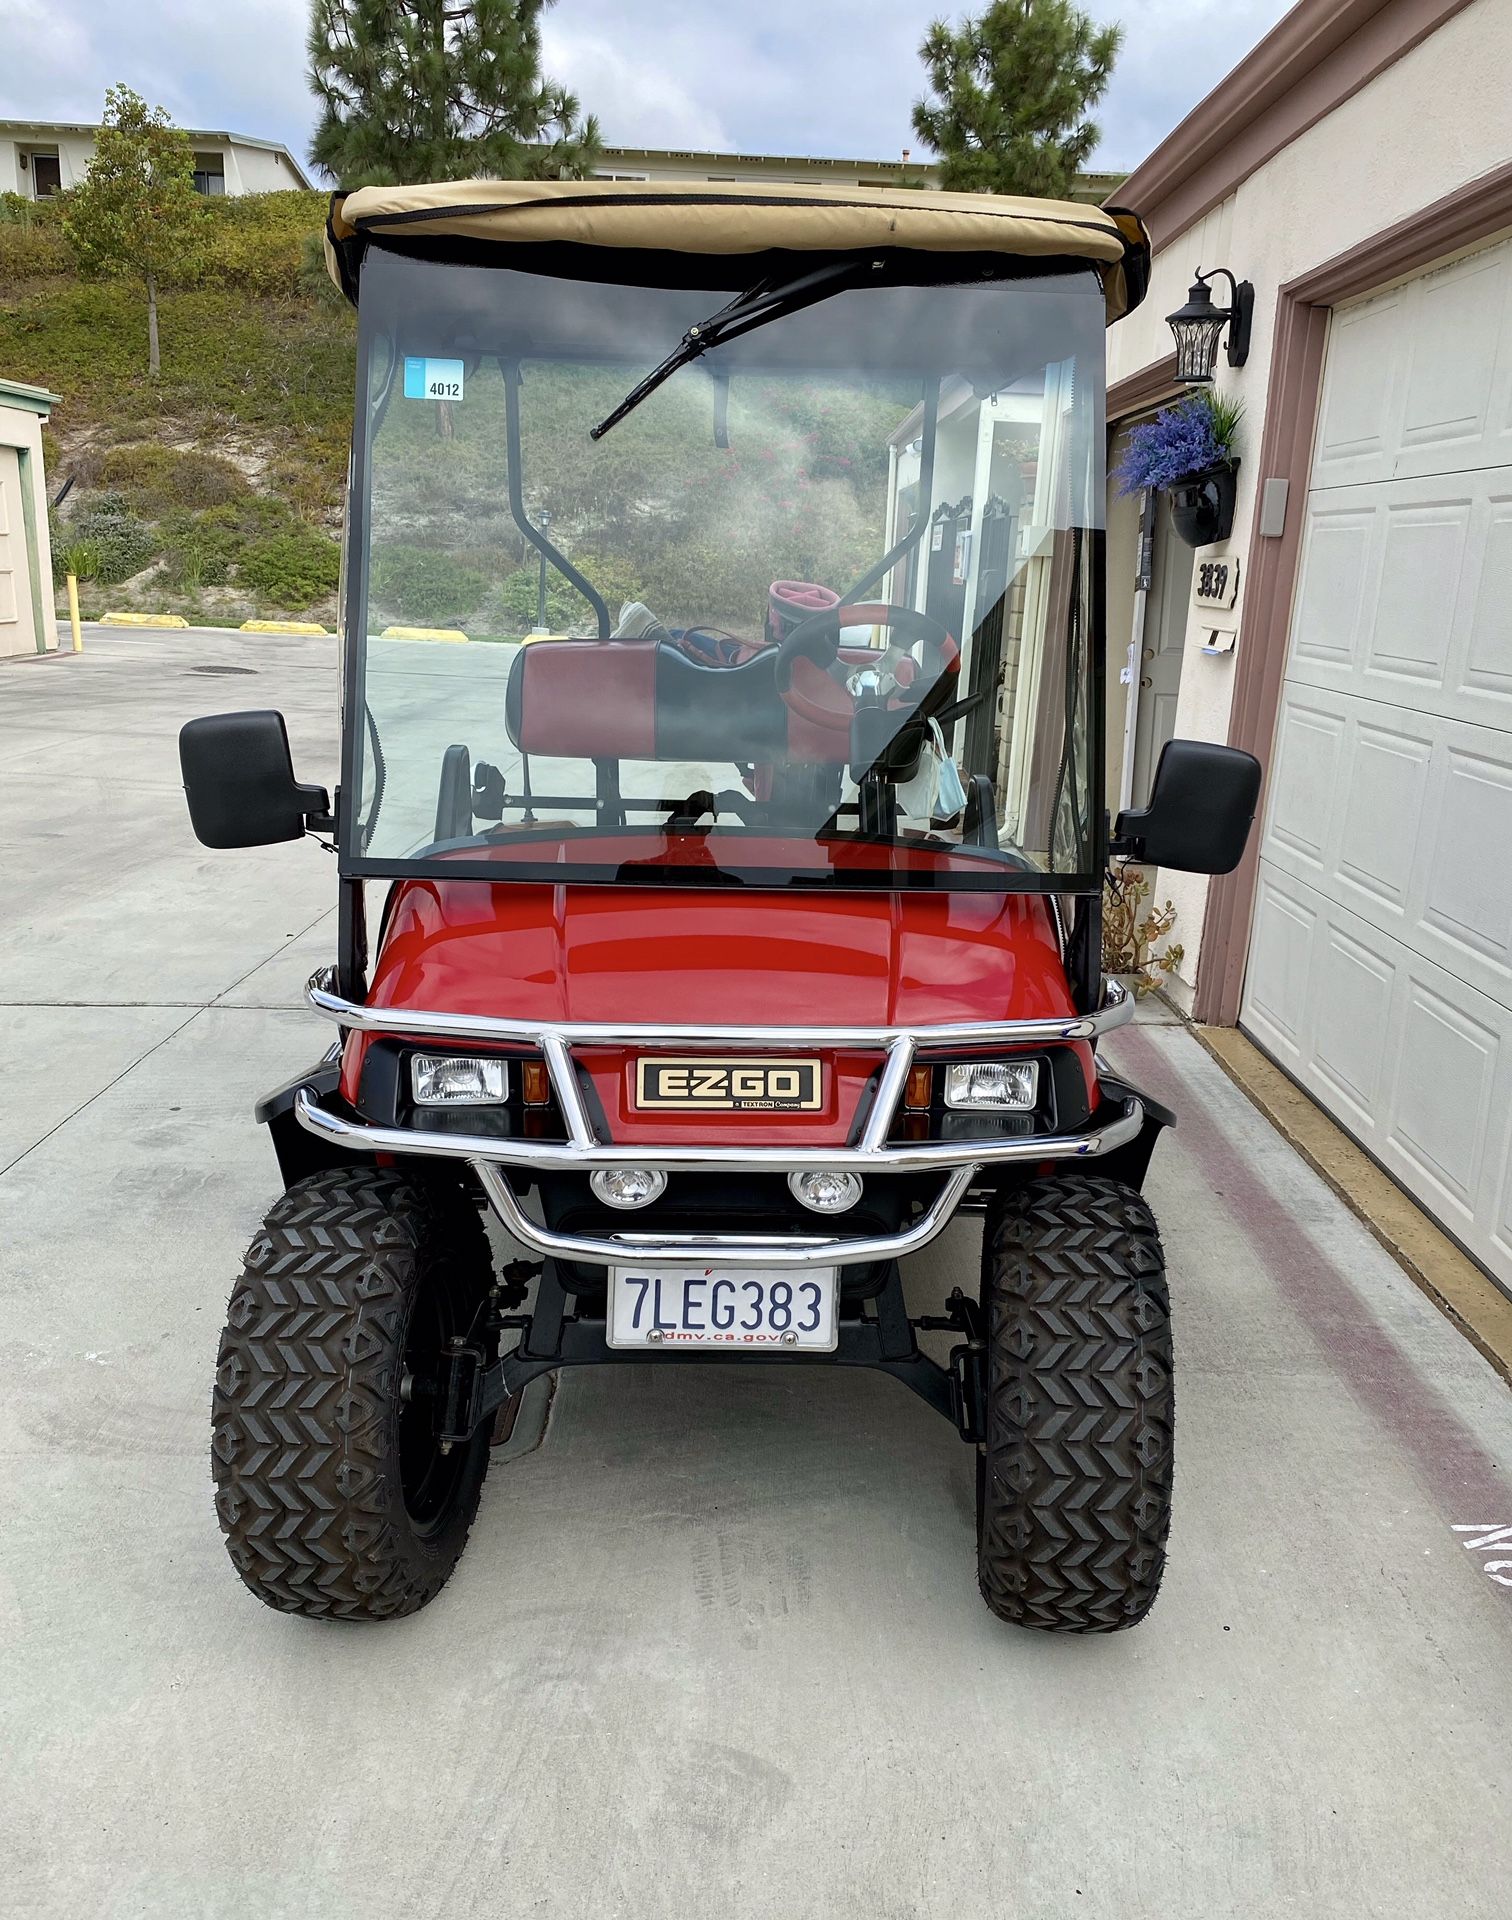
<box><xmin>593</xmin><ymin>171</ymin><xmax>649</xmax><ymax>182</ymax></box>
<box><xmin>27</xmin><ymin>152</ymin><xmax>61</xmax><ymax>198</ymax></box>
<box><xmin>192</xmin><ymin>154</ymin><xmax>226</xmax><ymax>195</ymax></box>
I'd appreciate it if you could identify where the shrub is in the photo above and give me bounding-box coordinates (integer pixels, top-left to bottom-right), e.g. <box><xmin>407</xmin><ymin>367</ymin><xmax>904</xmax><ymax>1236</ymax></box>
<box><xmin>238</xmin><ymin>527</ymin><xmax>341</xmax><ymax>608</ymax></box>
<box><xmin>97</xmin><ymin>443</ymin><xmax>250</xmax><ymax>512</ymax></box>
<box><xmin>370</xmin><ymin>543</ymin><xmax>489</xmax><ymax>625</ymax></box>
<box><xmin>495</xmin><ymin>551</ymin><xmax>644</xmax><ymax>633</ymax></box>
<box><xmin>161</xmin><ymin>510</ymin><xmax>247</xmax><ymax>587</ymax></box>
<box><xmin>53</xmin><ymin>538</ymin><xmax>102</xmax><ymax>583</ymax></box>
<box><xmin>66</xmin><ymin>501</ymin><xmax>158</xmax><ymax>583</ymax></box>
<box><xmin>198</xmin><ymin>191</ymin><xmax>330</xmax><ymax>297</ymax></box>
<box><xmin>0</xmin><ymin>192</ymin><xmax>70</xmax><ymax>280</ymax></box>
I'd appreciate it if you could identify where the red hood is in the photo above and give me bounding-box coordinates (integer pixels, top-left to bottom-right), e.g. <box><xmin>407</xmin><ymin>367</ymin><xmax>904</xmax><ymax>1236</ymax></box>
<box><xmin>368</xmin><ymin>880</ymin><xmax>1075</xmax><ymax>1028</ymax></box>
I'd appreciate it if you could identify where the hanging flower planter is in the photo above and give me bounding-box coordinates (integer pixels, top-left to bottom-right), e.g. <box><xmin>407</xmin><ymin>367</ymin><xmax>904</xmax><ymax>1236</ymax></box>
<box><xmin>1167</xmin><ymin>460</ymin><xmax>1240</xmax><ymax>548</ymax></box>
<box><xmin>1112</xmin><ymin>390</ymin><xmax>1244</xmax><ymax>550</ymax></box>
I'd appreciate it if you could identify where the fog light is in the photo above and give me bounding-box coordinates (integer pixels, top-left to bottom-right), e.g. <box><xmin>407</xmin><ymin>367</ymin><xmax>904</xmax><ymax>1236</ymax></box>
<box><xmin>788</xmin><ymin>1169</ymin><xmax>863</xmax><ymax>1214</ymax></box>
<box><xmin>411</xmin><ymin>1053</ymin><xmax>508</xmax><ymax>1105</ymax></box>
<box><xmin>944</xmin><ymin>1060</ymin><xmax>1039</xmax><ymax>1111</ymax></box>
<box><xmin>590</xmin><ymin>1167</ymin><xmax>667</xmax><ymax>1210</ymax></box>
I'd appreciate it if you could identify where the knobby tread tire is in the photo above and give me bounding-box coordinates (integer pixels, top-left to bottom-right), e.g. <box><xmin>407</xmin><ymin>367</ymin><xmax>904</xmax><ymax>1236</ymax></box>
<box><xmin>211</xmin><ymin>1166</ymin><xmax>494</xmax><ymax>1621</ymax></box>
<box><xmin>977</xmin><ymin>1175</ymin><xmax>1173</xmax><ymax>1633</ymax></box>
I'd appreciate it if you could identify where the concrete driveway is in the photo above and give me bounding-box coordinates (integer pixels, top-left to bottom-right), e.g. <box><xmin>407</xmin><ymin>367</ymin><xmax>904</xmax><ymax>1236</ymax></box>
<box><xmin>4</xmin><ymin>628</ymin><xmax>1510</xmax><ymax>1919</ymax></box>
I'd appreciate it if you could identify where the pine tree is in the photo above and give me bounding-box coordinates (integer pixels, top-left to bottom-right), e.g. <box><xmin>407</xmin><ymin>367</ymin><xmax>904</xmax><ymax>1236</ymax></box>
<box><xmin>308</xmin><ymin>0</ymin><xmax>601</xmax><ymax>187</ymax></box>
<box><xmin>62</xmin><ymin>87</ymin><xmax>204</xmax><ymax>378</ymax></box>
<box><xmin>912</xmin><ymin>0</ymin><xmax>1122</xmax><ymax>201</ymax></box>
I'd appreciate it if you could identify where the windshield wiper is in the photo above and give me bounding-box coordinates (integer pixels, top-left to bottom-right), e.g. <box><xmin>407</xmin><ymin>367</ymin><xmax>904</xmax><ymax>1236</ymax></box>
<box><xmin>588</xmin><ymin>259</ymin><xmax>873</xmax><ymax>441</ymax></box>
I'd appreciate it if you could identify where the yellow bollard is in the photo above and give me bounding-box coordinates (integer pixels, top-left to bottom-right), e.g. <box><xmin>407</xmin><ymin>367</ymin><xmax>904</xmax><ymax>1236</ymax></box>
<box><xmin>65</xmin><ymin>574</ymin><xmax>82</xmax><ymax>652</ymax></box>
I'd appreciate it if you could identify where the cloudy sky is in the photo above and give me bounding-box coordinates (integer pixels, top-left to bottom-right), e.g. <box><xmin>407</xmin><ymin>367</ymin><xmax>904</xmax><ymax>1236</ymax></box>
<box><xmin>3</xmin><ymin>0</ymin><xmax>1293</xmax><ymax>178</ymax></box>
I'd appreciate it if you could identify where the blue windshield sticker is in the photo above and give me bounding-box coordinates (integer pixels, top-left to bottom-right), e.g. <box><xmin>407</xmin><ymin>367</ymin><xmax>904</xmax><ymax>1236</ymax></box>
<box><xmin>403</xmin><ymin>356</ymin><xmax>465</xmax><ymax>402</ymax></box>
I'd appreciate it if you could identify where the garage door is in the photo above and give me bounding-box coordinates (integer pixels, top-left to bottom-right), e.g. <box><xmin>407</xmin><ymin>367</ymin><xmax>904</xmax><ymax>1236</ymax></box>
<box><xmin>1241</xmin><ymin>236</ymin><xmax>1512</xmax><ymax>1294</ymax></box>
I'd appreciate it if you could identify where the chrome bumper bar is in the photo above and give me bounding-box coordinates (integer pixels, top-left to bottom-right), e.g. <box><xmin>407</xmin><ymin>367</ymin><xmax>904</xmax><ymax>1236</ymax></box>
<box><xmin>293</xmin><ymin>1085</ymin><xmax>1143</xmax><ymax>1174</ymax></box>
<box><xmin>307</xmin><ymin>966</ymin><xmax>1135</xmax><ymax>1052</ymax></box>
<box><xmin>471</xmin><ymin>1160</ymin><xmax>980</xmax><ymax>1269</ymax></box>
<box><xmin>292</xmin><ymin>1091</ymin><xmax>1144</xmax><ymax>1266</ymax></box>
<box><xmin>294</xmin><ymin>967</ymin><xmax>1141</xmax><ymax>1267</ymax></box>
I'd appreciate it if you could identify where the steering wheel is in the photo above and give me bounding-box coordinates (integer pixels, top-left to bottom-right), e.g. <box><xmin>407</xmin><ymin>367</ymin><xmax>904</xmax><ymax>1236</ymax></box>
<box><xmin>773</xmin><ymin>602</ymin><xmax>959</xmax><ymax>731</ymax></box>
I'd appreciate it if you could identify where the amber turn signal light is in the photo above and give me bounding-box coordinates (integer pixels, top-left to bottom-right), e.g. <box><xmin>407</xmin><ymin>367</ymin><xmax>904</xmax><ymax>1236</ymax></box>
<box><xmin>521</xmin><ymin>1059</ymin><xmax>551</xmax><ymax>1106</ymax></box>
<box><xmin>904</xmin><ymin>1063</ymin><xmax>933</xmax><ymax>1110</ymax></box>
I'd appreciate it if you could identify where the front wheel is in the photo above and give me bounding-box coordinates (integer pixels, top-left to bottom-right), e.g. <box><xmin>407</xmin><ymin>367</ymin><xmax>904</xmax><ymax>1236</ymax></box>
<box><xmin>976</xmin><ymin>1175</ymin><xmax>1173</xmax><ymax>1632</ymax></box>
<box><xmin>211</xmin><ymin>1166</ymin><xmax>494</xmax><ymax>1620</ymax></box>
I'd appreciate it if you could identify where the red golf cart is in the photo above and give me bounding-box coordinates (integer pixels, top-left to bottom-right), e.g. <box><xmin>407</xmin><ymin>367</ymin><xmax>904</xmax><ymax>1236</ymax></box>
<box><xmin>182</xmin><ymin>180</ymin><xmax>1259</xmax><ymax>1630</ymax></box>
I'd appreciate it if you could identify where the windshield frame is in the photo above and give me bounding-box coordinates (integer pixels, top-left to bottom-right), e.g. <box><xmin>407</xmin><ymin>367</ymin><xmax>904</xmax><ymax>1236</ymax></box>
<box><xmin>334</xmin><ymin>241</ymin><xmax>1110</xmax><ymax>897</ymax></box>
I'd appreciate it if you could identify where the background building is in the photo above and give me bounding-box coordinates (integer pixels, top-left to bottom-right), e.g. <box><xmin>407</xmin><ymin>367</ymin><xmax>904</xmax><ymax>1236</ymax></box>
<box><xmin>593</xmin><ymin>145</ymin><xmax>1124</xmax><ymax>204</ymax></box>
<box><xmin>0</xmin><ymin>120</ymin><xmax>313</xmax><ymax>200</ymax></box>
<box><xmin>0</xmin><ymin>377</ymin><xmax>60</xmax><ymax>658</ymax></box>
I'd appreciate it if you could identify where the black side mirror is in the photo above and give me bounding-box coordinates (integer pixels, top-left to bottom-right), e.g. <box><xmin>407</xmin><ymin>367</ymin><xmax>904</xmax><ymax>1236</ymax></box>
<box><xmin>1114</xmin><ymin>739</ymin><xmax>1261</xmax><ymax>875</ymax></box>
<box><xmin>179</xmin><ymin>710</ymin><xmax>331</xmax><ymax>850</ymax></box>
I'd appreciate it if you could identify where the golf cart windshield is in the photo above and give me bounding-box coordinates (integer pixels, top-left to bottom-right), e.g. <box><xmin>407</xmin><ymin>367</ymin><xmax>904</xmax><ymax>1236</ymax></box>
<box><xmin>345</xmin><ymin>245</ymin><xmax>1107</xmax><ymax>890</ymax></box>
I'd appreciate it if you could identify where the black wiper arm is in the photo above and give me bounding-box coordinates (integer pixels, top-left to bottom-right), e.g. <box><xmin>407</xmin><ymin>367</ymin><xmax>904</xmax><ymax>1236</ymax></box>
<box><xmin>588</xmin><ymin>259</ymin><xmax>872</xmax><ymax>441</ymax></box>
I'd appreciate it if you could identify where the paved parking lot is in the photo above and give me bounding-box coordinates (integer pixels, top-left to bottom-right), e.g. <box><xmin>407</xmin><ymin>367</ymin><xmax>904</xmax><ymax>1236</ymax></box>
<box><xmin>4</xmin><ymin>627</ymin><xmax>1511</xmax><ymax>1918</ymax></box>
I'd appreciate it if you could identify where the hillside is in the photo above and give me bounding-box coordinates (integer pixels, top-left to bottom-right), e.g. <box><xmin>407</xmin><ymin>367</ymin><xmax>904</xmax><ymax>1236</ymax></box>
<box><xmin>0</xmin><ymin>190</ymin><xmax>357</xmax><ymax>627</ymax></box>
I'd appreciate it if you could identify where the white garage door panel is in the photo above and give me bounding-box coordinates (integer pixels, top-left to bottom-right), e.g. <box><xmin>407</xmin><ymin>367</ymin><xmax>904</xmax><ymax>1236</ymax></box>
<box><xmin>1310</xmin><ymin>244</ymin><xmax>1512</xmax><ymax>490</ymax></box>
<box><xmin>1255</xmin><ymin>687</ymin><xmax>1512</xmax><ymax>1007</ymax></box>
<box><xmin>1244</xmin><ymin>870</ymin><xmax>1512</xmax><ymax>1280</ymax></box>
<box><xmin>1287</xmin><ymin>469</ymin><xmax>1512</xmax><ymax>732</ymax></box>
<box><xmin>1242</xmin><ymin>233</ymin><xmax>1512</xmax><ymax>1294</ymax></box>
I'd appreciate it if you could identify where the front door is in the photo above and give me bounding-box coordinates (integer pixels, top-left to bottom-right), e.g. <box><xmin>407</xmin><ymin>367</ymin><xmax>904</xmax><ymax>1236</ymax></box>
<box><xmin>1132</xmin><ymin>492</ymin><xmax>1194</xmax><ymax>802</ymax></box>
<box><xmin>0</xmin><ymin>445</ymin><xmax>38</xmax><ymax>658</ymax></box>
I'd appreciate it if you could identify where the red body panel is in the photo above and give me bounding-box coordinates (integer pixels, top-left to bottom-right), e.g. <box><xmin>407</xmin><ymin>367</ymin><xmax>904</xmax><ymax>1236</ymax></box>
<box><xmin>344</xmin><ymin>879</ymin><xmax>1092</xmax><ymax>1142</ymax></box>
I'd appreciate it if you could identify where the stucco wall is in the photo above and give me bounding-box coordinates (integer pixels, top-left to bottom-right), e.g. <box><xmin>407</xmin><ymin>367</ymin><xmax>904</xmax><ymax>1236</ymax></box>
<box><xmin>0</xmin><ymin>131</ymin><xmax>306</xmax><ymax>199</ymax></box>
<box><xmin>226</xmin><ymin>144</ymin><xmax>309</xmax><ymax>193</ymax></box>
<box><xmin>0</xmin><ymin>133</ymin><xmax>96</xmax><ymax>197</ymax></box>
<box><xmin>0</xmin><ymin>399</ymin><xmax>59</xmax><ymax>655</ymax></box>
<box><xmin>1104</xmin><ymin>0</ymin><xmax>1512</xmax><ymax>1000</ymax></box>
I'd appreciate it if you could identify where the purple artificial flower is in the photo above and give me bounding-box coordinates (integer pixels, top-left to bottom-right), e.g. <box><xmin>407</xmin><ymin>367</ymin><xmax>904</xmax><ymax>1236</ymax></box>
<box><xmin>1112</xmin><ymin>397</ymin><xmax>1228</xmax><ymax>496</ymax></box>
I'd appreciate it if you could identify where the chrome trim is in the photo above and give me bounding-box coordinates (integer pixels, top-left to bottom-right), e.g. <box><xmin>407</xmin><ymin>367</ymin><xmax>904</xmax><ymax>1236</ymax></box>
<box><xmin>292</xmin><ymin>1086</ymin><xmax>1144</xmax><ymax>1174</ymax></box>
<box><xmin>305</xmin><ymin>967</ymin><xmax>1134</xmax><ymax>1050</ymax></box>
<box><xmin>541</xmin><ymin>1032</ymin><xmax>596</xmax><ymax>1147</ymax></box>
<box><xmin>861</xmin><ymin>1036</ymin><xmax>914</xmax><ymax>1152</ymax></box>
<box><xmin>472</xmin><ymin>1160</ymin><xmax>979</xmax><ymax>1268</ymax></box>
<box><xmin>296</xmin><ymin>964</ymin><xmax>1142</xmax><ymax>1266</ymax></box>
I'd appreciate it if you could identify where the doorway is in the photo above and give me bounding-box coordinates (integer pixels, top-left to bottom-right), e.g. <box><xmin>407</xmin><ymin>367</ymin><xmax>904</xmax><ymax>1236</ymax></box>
<box><xmin>1131</xmin><ymin>491</ymin><xmax>1194</xmax><ymax>803</ymax></box>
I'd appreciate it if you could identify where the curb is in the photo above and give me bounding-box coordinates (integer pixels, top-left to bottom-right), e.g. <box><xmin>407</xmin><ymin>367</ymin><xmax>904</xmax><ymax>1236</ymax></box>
<box><xmin>380</xmin><ymin>624</ymin><xmax>469</xmax><ymax>643</ymax></box>
<box><xmin>240</xmin><ymin>620</ymin><xmax>329</xmax><ymax>635</ymax></box>
<box><xmin>1196</xmin><ymin>1025</ymin><xmax>1512</xmax><ymax>1385</ymax></box>
<box><xmin>101</xmin><ymin>612</ymin><xmax>189</xmax><ymax>630</ymax></box>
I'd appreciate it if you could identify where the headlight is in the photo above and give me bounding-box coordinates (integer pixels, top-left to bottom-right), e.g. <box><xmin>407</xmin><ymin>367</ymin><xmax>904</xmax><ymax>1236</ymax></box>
<box><xmin>411</xmin><ymin>1053</ymin><xmax>508</xmax><ymax>1106</ymax></box>
<box><xmin>944</xmin><ymin>1060</ymin><xmax>1039</xmax><ymax>1112</ymax></box>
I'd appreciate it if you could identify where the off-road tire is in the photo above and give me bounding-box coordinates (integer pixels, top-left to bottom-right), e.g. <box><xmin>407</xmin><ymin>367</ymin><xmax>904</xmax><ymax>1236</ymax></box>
<box><xmin>977</xmin><ymin>1175</ymin><xmax>1172</xmax><ymax>1632</ymax></box>
<box><xmin>211</xmin><ymin>1166</ymin><xmax>494</xmax><ymax>1621</ymax></box>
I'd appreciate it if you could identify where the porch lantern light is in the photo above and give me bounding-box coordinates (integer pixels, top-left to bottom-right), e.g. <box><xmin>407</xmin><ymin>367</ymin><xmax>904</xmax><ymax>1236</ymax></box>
<box><xmin>1167</xmin><ymin>268</ymin><xmax>1254</xmax><ymax>384</ymax></box>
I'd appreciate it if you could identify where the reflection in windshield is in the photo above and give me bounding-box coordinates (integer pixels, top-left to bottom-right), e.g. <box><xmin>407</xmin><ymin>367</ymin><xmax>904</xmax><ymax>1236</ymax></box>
<box><xmin>350</xmin><ymin>250</ymin><xmax>1104</xmax><ymax>888</ymax></box>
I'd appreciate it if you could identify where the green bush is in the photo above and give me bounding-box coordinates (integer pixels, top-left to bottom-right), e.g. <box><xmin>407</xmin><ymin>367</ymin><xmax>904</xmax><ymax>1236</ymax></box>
<box><xmin>496</xmin><ymin>551</ymin><xmax>644</xmax><ymax>633</ymax></box>
<box><xmin>238</xmin><ymin>527</ymin><xmax>341</xmax><ymax>608</ymax></box>
<box><xmin>0</xmin><ymin>191</ymin><xmax>70</xmax><ymax>281</ymax></box>
<box><xmin>52</xmin><ymin>538</ymin><xmax>102</xmax><ymax>584</ymax></box>
<box><xmin>66</xmin><ymin>501</ymin><xmax>158</xmax><ymax>584</ymax></box>
<box><xmin>97</xmin><ymin>443</ymin><xmax>250</xmax><ymax>512</ymax></box>
<box><xmin>370</xmin><ymin>543</ymin><xmax>489</xmax><ymax>625</ymax></box>
<box><xmin>197</xmin><ymin>191</ymin><xmax>330</xmax><ymax>297</ymax></box>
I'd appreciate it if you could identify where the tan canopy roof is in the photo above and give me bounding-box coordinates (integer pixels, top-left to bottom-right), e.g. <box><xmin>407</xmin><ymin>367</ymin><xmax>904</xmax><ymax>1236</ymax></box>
<box><xmin>325</xmin><ymin>178</ymin><xmax>1149</xmax><ymax>322</ymax></box>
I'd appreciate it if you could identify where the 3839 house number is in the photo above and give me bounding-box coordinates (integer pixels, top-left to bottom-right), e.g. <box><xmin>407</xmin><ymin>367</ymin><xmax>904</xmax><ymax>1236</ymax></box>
<box><xmin>1194</xmin><ymin>555</ymin><xmax>1240</xmax><ymax>611</ymax></box>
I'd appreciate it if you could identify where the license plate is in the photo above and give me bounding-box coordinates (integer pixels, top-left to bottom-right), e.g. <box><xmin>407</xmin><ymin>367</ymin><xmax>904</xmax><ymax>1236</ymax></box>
<box><xmin>608</xmin><ymin>1265</ymin><xmax>838</xmax><ymax>1351</ymax></box>
<box><xmin>635</xmin><ymin>1057</ymin><xmax>822</xmax><ymax>1111</ymax></box>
